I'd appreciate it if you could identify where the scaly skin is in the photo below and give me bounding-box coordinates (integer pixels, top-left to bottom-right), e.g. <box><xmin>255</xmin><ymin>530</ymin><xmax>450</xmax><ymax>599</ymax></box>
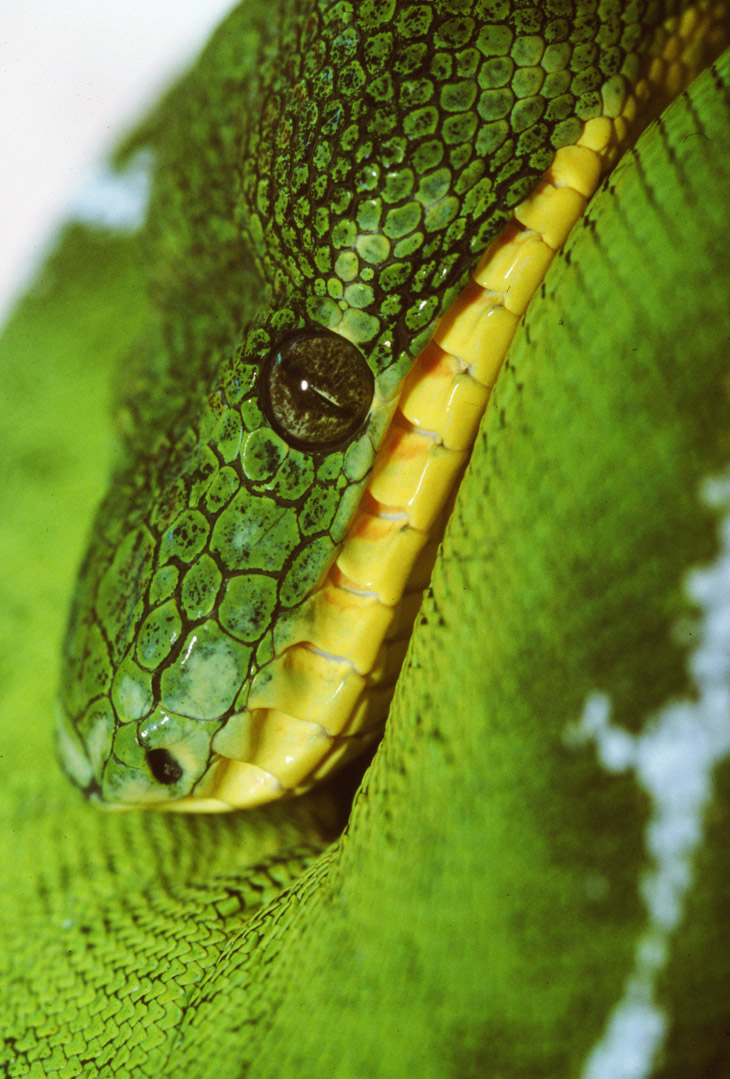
<box><xmin>0</xmin><ymin>3</ymin><xmax>729</xmax><ymax>1077</ymax></box>
<box><xmin>57</xmin><ymin>0</ymin><xmax>723</xmax><ymax>810</ymax></box>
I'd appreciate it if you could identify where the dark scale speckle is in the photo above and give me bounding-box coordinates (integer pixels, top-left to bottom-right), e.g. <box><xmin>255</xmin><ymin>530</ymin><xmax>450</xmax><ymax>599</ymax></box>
<box><xmin>204</xmin><ymin>466</ymin><xmax>240</xmax><ymax>516</ymax></box>
<box><xmin>395</xmin><ymin>6</ymin><xmax>434</xmax><ymax>39</ymax></box>
<box><xmin>180</xmin><ymin>554</ymin><xmax>222</xmax><ymax>621</ymax></box>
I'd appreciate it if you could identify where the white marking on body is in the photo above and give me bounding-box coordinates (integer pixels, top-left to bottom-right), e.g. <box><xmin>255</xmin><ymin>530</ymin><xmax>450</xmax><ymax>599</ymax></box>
<box><xmin>566</xmin><ymin>469</ymin><xmax>730</xmax><ymax>1079</ymax></box>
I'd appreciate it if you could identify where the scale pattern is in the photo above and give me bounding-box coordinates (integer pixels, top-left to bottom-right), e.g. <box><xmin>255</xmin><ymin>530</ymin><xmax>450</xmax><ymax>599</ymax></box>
<box><xmin>58</xmin><ymin>0</ymin><xmax>699</xmax><ymax>809</ymax></box>
<box><xmin>2</xmin><ymin>40</ymin><xmax>728</xmax><ymax>1079</ymax></box>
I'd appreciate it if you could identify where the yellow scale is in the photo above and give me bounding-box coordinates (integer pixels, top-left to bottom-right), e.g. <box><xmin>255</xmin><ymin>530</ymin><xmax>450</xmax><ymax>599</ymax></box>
<box><xmin>176</xmin><ymin>3</ymin><xmax>730</xmax><ymax>810</ymax></box>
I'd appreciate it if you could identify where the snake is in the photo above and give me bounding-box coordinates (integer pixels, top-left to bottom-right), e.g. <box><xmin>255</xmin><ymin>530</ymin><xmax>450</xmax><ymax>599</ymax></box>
<box><xmin>2</xmin><ymin>1</ymin><xmax>730</xmax><ymax>1075</ymax></box>
<box><xmin>56</xmin><ymin>0</ymin><xmax>730</xmax><ymax>813</ymax></box>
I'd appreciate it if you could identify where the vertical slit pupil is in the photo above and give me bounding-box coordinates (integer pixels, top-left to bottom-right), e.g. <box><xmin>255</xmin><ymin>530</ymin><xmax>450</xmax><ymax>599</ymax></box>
<box><xmin>263</xmin><ymin>330</ymin><xmax>374</xmax><ymax>449</ymax></box>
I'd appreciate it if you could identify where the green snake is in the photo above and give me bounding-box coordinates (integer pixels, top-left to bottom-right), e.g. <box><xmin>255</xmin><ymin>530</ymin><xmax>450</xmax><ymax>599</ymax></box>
<box><xmin>2</xmin><ymin>1</ymin><xmax>730</xmax><ymax>1075</ymax></box>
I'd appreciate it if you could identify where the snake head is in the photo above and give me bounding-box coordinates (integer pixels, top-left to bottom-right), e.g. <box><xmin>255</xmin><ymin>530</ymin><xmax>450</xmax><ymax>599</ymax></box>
<box><xmin>57</xmin><ymin>4</ymin><xmax>517</xmax><ymax>811</ymax></box>
<box><xmin>56</xmin><ymin>314</ymin><xmax>394</xmax><ymax>808</ymax></box>
<box><xmin>58</xmin><ymin>0</ymin><xmax>675</xmax><ymax>809</ymax></box>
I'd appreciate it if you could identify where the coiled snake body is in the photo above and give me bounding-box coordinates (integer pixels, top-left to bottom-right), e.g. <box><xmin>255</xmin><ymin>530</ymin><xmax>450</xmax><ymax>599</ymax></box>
<box><xmin>2</xmin><ymin>2</ymin><xmax>730</xmax><ymax>1075</ymax></box>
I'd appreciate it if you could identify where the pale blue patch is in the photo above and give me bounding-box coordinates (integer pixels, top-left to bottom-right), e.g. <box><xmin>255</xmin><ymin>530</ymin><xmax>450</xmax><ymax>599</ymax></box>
<box><xmin>564</xmin><ymin>467</ymin><xmax>730</xmax><ymax>1079</ymax></box>
<box><xmin>69</xmin><ymin>151</ymin><xmax>153</xmax><ymax>231</ymax></box>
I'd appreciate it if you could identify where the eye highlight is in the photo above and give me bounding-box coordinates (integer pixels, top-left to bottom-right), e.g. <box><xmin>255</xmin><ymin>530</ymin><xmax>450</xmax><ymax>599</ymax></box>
<box><xmin>262</xmin><ymin>330</ymin><xmax>374</xmax><ymax>450</ymax></box>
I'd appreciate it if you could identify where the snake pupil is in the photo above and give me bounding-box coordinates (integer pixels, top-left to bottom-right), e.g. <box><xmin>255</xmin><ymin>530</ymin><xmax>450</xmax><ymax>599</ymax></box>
<box><xmin>262</xmin><ymin>330</ymin><xmax>374</xmax><ymax>449</ymax></box>
<box><xmin>146</xmin><ymin>749</ymin><xmax>184</xmax><ymax>786</ymax></box>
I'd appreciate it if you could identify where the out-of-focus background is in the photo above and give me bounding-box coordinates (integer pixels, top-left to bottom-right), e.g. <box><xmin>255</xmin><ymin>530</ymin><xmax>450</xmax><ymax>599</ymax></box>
<box><xmin>0</xmin><ymin>0</ymin><xmax>236</xmax><ymax>325</ymax></box>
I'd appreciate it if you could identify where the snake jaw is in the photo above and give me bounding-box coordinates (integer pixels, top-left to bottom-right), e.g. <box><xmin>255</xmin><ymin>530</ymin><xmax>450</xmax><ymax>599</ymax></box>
<box><xmin>57</xmin><ymin>316</ymin><xmax>388</xmax><ymax>807</ymax></box>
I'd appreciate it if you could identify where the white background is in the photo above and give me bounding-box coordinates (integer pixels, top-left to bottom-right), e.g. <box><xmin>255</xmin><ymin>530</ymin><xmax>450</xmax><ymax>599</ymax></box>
<box><xmin>0</xmin><ymin>1</ymin><xmax>236</xmax><ymax>325</ymax></box>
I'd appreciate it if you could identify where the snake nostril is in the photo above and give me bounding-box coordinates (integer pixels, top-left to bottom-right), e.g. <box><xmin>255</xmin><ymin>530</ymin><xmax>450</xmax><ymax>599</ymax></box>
<box><xmin>146</xmin><ymin>748</ymin><xmax>184</xmax><ymax>786</ymax></box>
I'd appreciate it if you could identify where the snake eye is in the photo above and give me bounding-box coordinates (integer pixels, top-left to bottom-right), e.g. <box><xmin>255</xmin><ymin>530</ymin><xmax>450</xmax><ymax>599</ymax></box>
<box><xmin>262</xmin><ymin>330</ymin><xmax>374</xmax><ymax>450</ymax></box>
<box><xmin>146</xmin><ymin>748</ymin><xmax>183</xmax><ymax>786</ymax></box>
